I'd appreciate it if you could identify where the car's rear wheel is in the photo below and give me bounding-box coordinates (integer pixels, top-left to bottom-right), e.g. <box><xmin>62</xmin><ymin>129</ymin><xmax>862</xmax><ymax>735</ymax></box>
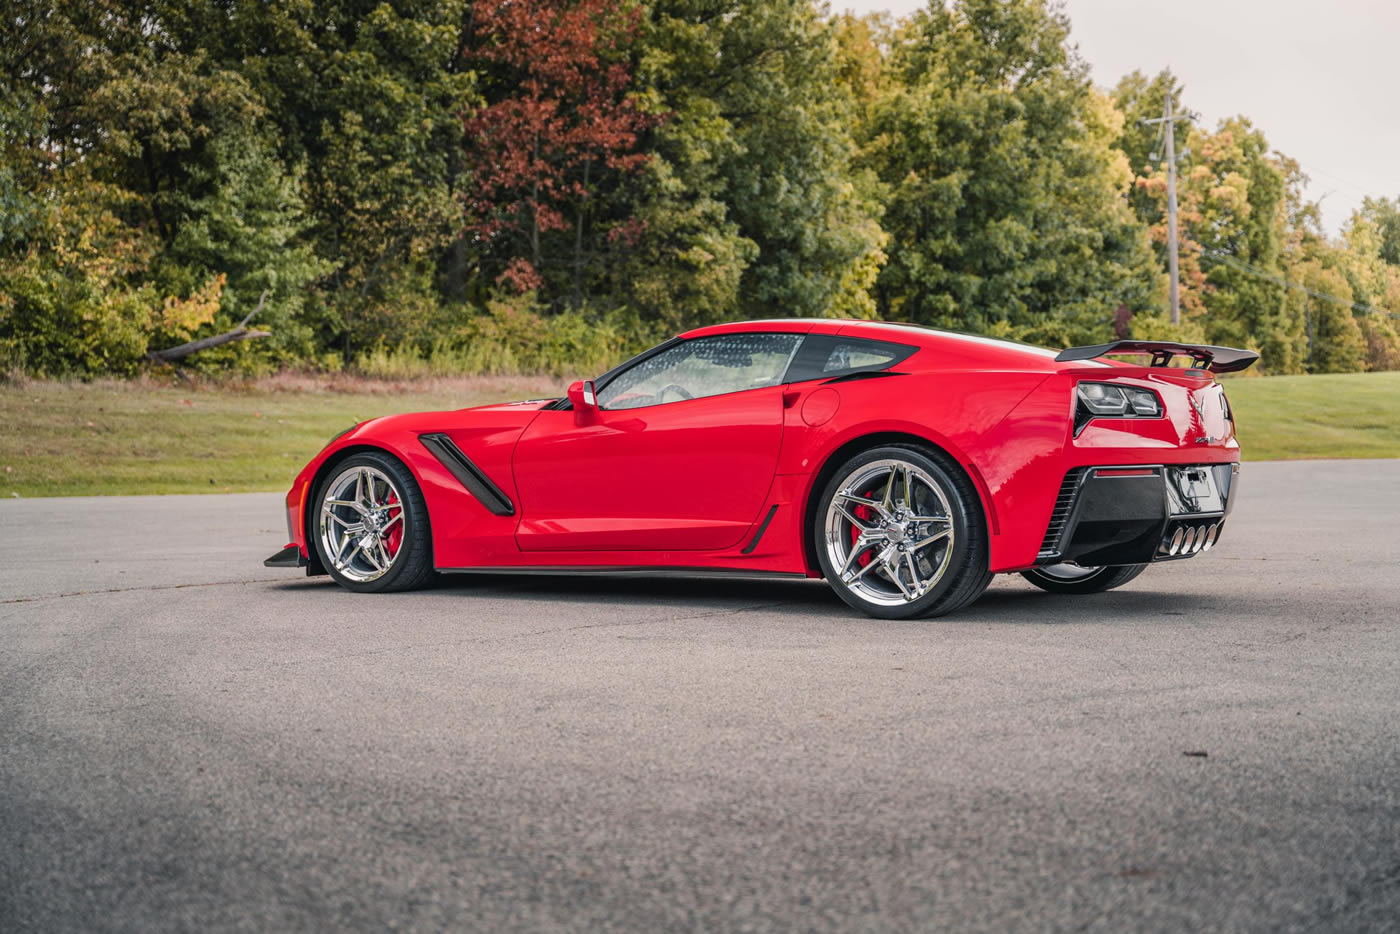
<box><xmin>1019</xmin><ymin>563</ymin><xmax>1147</xmax><ymax>594</ymax></box>
<box><xmin>814</xmin><ymin>445</ymin><xmax>990</xmax><ymax>619</ymax></box>
<box><xmin>313</xmin><ymin>452</ymin><xmax>434</xmax><ymax>593</ymax></box>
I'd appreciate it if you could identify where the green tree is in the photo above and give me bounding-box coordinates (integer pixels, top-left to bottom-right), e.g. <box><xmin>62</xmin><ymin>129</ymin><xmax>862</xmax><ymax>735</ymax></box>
<box><xmin>1127</xmin><ymin>116</ymin><xmax>1309</xmax><ymax>372</ymax></box>
<box><xmin>157</xmin><ymin>131</ymin><xmax>328</xmax><ymax>365</ymax></box>
<box><xmin>612</xmin><ymin>0</ymin><xmax>886</xmax><ymax>328</ymax></box>
<box><xmin>1336</xmin><ymin>207</ymin><xmax>1400</xmax><ymax>370</ymax></box>
<box><xmin>1109</xmin><ymin>69</ymin><xmax>1184</xmax><ymax>233</ymax></box>
<box><xmin>867</xmin><ymin>0</ymin><xmax>1160</xmax><ymax>345</ymax></box>
<box><xmin>192</xmin><ymin>0</ymin><xmax>478</xmax><ymax>347</ymax></box>
<box><xmin>1295</xmin><ymin>261</ymin><xmax>1366</xmax><ymax>373</ymax></box>
<box><xmin>1352</xmin><ymin>197</ymin><xmax>1400</xmax><ymax>267</ymax></box>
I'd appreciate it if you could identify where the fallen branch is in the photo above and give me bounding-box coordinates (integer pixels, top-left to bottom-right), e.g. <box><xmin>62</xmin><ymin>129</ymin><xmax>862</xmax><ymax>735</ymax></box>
<box><xmin>148</xmin><ymin>291</ymin><xmax>270</xmax><ymax>363</ymax></box>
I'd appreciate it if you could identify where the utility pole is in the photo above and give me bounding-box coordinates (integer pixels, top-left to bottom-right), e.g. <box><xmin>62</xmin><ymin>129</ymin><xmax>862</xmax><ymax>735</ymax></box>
<box><xmin>1163</xmin><ymin>93</ymin><xmax>1181</xmax><ymax>325</ymax></box>
<box><xmin>1143</xmin><ymin>92</ymin><xmax>1191</xmax><ymax>325</ymax></box>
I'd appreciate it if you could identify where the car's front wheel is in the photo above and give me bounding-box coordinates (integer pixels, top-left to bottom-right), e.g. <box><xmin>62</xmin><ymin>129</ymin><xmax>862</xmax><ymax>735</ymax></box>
<box><xmin>814</xmin><ymin>445</ymin><xmax>991</xmax><ymax>619</ymax></box>
<box><xmin>1019</xmin><ymin>563</ymin><xmax>1147</xmax><ymax>595</ymax></box>
<box><xmin>313</xmin><ymin>451</ymin><xmax>435</xmax><ymax>593</ymax></box>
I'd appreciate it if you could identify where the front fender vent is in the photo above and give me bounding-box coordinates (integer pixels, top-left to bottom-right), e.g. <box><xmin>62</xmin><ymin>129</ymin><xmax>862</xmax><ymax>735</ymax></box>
<box><xmin>419</xmin><ymin>433</ymin><xmax>516</xmax><ymax>516</ymax></box>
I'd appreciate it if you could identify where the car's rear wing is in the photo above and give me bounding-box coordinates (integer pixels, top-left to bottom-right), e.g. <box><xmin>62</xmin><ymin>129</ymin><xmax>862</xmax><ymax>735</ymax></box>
<box><xmin>1055</xmin><ymin>340</ymin><xmax>1259</xmax><ymax>374</ymax></box>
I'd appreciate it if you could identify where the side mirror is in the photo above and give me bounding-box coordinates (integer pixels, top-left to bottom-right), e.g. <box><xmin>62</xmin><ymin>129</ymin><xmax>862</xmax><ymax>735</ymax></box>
<box><xmin>567</xmin><ymin>379</ymin><xmax>598</xmax><ymax>415</ymax></box>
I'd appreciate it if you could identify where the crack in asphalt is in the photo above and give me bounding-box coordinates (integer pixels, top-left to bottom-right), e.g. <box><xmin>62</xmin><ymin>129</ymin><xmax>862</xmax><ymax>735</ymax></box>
<box><xmin>0</xmin><ymin>577</ymin><xmax>286</xmax><ymax>606</ymax></box>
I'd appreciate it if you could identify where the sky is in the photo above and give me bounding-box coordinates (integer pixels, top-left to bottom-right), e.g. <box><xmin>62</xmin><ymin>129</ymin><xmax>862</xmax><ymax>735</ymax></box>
<box><xmin>834</xmin><ymin>0</ymin><xmax>1400</xmax><ymax>235</ymax></box>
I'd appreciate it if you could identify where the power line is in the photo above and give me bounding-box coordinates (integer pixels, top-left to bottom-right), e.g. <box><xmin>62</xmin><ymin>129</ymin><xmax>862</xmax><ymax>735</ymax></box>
<box><xmin>1202</xmin><ymin>249</ymin><xmax>1399</xmax><ymax>319</ymax></box>
<box><xmin>1294</xmin><ymin>161</ymin><xmax>1394</xmax><ymax>201</ymax></box>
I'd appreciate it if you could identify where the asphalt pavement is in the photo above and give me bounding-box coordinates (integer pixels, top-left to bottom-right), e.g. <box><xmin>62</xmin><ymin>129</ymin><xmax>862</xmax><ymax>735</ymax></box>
<box><xmin>2</xmin><ymin>459</ymin><xmax>1398</xmax><ymax>932</ymax></box>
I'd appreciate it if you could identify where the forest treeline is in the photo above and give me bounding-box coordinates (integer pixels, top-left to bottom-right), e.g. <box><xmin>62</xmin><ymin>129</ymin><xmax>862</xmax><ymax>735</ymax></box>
<box><xmin>4</xmin><ymin>0</ymin><xmax>1399</xmax><ymax>378</ymax></box>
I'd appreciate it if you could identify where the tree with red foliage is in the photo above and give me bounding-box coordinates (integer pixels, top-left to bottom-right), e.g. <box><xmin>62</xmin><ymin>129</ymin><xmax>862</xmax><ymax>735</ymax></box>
<box><xmin>463</xmin><ymin>0</ymin><xmax>657</xmax><ymax>302</ymax></box>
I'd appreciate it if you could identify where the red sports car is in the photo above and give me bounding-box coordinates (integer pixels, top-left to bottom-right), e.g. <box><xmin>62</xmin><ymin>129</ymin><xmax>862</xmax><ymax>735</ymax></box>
<box><xmin>265</xmin><ymin>320</ymin><xmax>1256</xmax><ymax>619</ymax></box>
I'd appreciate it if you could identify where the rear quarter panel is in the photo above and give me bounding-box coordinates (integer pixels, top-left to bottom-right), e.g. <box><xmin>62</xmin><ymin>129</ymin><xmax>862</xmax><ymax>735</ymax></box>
<box><xmin>779</xmin><ymin>369</ymin><xmax>1056</xmax><ymax>572</ymax></box>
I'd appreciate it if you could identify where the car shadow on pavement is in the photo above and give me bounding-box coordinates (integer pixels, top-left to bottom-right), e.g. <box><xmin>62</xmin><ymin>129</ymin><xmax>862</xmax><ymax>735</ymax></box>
<box><xmin>272</xmin><ymin>572</ymin><xmax>1238</xmax><ymax>623</ymax></box>
<box><xmin>954</xmin><ymin>585</ymin><xmax>1235</xmax><ymax>624</ymax></box>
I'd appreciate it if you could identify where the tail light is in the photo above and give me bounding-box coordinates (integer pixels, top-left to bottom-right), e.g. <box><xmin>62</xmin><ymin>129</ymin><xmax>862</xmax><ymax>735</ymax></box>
<box><xmin>1074</xmin><ymin>381</ymin><xmax>1163</xmax><ymax>436</ymax></box>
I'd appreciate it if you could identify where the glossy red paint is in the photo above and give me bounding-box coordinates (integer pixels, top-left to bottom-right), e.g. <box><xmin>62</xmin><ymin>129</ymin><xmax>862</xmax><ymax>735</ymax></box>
<box><xmin>281</xmin><ymin>319</ymin><xmax>1243</xmax><ymax>578</ymax></box>
<box><xmin>514</xmin><ymin>387</ymin><xmax>786</xmax><ymax>551</ymax></box>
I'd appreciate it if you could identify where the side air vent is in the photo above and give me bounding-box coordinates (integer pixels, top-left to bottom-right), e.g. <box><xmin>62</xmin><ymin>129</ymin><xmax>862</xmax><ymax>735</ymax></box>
<box><xmin>419</xmin><ymin>433</ymin><xmax>516</xmax><ymax>516</ymax></box>
<box><xmin>1037</xmin><ymin>468</ymin><xmax>1086</xmax><ymax>558</ymax></box>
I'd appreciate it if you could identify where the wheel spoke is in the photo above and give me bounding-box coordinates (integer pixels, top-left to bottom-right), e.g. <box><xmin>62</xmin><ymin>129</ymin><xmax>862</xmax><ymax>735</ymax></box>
<box><xmin>887</xmin><ymin>555</ymin><xmax>914</xmax><ymax>599</ymax></box>
<box><xmin>909</xmin><ymin>528</ymin><xmax>952</xmax><ymax>551</ymax></box>
<box><xmin>360</xmin><ymin>537</ymin><xmax>382</xmax><ymax>571</ymax></box>
<box><xmin>837</xmin><ymin>535</ymin><xmax>876</xmax><ymax>579</ymax></box>
<box><xmin>339</xmin><ymin>541</ymin><xmax>362</xmax><ymax>569</ymax></box>
<box><xmin>836</xmin><ymin>490</ymin><xmax>888</xmax><ymax>518</ymax></box>
<box><xmin>880</xmin><ymin>468</ymin><xmax>896</xmax><ymax>511</ymax></box>
<box><xmin>834</xmin><ymin>502</ymin><xmax>877</xmax><ymax>530</ymax></box>
<box><xmin>901</xmin><ymin>465</ymin><xmax>915</xmax><ymax>508</ymax></box>
<box><xmin>843</xmin><ymin>548</ymin><xmax>886</xmax><ymax>584</ymax></box>
<box><xmin>380</xmin><ymin>513</ymin><xmax>402</xmax><ymax>533</ymax></box>
<box><xmin>905</xmin><ymin>551</ymin><xmax>923</xmax><ymax>595</ymax></box>
<box><xmin>325</xmin><ymin>512</ymin><xmax>359</xmax><ymax>531</ymax></box>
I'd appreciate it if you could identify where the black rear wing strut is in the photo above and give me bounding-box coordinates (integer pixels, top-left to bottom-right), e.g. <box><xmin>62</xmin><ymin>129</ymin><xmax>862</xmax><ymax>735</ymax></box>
<box><xmin>1055</xmin><ymin>340</ymin><xmax>1259</xmax><ymax>374</ymax></box>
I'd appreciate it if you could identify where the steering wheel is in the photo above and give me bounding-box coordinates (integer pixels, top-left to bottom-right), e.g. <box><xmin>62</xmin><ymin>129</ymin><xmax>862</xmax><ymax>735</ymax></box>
<box><xmin>657</xmin><ymin>383</ymin><xmax>694</xmax><ymax>403</ymax></box>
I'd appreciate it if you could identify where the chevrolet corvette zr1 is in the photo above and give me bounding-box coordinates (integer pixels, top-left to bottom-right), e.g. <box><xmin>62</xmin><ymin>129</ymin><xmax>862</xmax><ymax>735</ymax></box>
<box><xmin>265</xmin><ymin>320</ymin><xmax>1255</xmax><ymax>619</ymax></box>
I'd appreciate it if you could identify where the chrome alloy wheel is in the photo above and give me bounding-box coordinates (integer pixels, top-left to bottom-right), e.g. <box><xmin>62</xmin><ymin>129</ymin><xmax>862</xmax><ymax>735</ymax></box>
<box><xmin>318</xmin><ymin>465</ymin><xmax>406</xmax><ymax>583</ymax></box>
<box><xmin>823</xmin><ymin>458</ymin><xmax>957</xmax><ymax>607</ymax></box>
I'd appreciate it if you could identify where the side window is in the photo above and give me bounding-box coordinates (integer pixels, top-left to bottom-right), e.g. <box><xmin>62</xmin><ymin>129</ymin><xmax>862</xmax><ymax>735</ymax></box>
<box><xmin>822</xmin><ymin>342</ymin><xmax>905</xmax><ymax>373</ymax></box>
<box><xmin>784</xmin><ymin>335</ymin><xmax>918</xmax><ymax>383</ymax></box>
<box><xmin>598</xmin><ymin>334</ymin><xmax>802</xmax><ymax>410</ymax></box>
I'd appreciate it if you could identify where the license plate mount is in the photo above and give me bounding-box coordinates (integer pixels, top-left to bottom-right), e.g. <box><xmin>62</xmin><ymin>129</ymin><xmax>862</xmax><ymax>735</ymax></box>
<box><xmin>1165</xmin><ymin>465</ymin><xmax>1225</xmax><ymax>516</ymax></box>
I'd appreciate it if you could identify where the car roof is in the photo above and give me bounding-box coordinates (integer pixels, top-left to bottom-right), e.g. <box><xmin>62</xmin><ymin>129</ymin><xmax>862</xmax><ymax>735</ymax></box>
<box><xmin>679</xmin><ymin>318</ymin><xmax>1063</xmax><ymax>371</ymax></box>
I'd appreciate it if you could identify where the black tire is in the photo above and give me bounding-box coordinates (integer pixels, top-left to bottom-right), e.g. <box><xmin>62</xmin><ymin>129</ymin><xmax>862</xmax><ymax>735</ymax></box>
<box><xmin>813</xmin><ymin>444</ymin><xmax>990</xmax><ymax>620</ymax></box>
<box><xmin>944</xmin><ymin>566</ymin><xmax>995</xmax><ymax>614</ymax></box>
<box><xmin>312</xmin><ymin>451</ymin><xmax>435</xmax><ymax>593</ymax></box>
<box><xmin>1019</xmin><ymin>563</ymin><xmax>1148</xmax><ymax>595</ymax></box>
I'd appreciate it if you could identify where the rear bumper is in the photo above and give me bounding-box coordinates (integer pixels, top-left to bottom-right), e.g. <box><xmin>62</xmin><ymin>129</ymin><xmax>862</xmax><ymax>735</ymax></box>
<box><xmin>1036</xmin><ymin>463</ymin><xmax>1239</xmax><ymax>567</ymax></box>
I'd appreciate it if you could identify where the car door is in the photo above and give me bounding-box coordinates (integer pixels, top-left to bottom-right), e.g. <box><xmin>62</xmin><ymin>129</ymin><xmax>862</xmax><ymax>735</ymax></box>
<box><xmin>512</xmin><ymin>332</ymin><xmax>804</xmax><ymax>552</ymax></box>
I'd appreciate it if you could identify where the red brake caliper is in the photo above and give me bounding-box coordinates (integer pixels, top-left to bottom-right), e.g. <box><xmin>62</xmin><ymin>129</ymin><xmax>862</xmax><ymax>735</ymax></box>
<box><xmin>851</xmin><ymin>491</ymin><xmax>874</xmax><ymax>567</ymax></box>
<box><xmin>382</xmin><ymin>490</ymin><xmax>403</xmax><ymax>557</ymax></box>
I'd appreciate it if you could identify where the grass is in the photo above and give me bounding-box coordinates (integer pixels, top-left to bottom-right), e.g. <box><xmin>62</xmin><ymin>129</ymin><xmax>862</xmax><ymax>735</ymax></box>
<box><xmin>0</xmin><ymin>370</ymin><xmax>1394</xmax><ymax>498</ymax></box>
<box><xmin>0</xmin><ymin>374</ymin><xmax>562</xmax><ymax>497</ymax></box>
<box><xmin>1222</xmin><ymin>370</ymin><xmax>1400</xmax><ymax>460</ymax></box>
